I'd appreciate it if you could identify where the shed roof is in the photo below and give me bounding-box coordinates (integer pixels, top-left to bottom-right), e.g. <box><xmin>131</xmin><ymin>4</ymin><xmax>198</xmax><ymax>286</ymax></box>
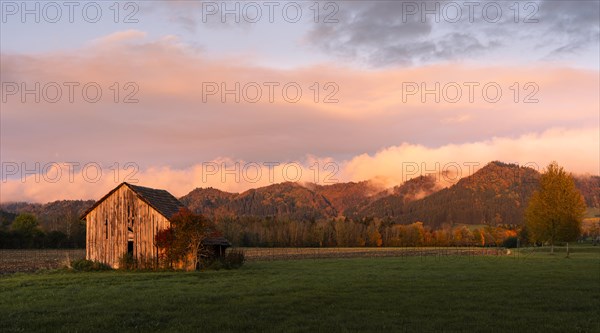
<box><xmin>202</xmin><ymin>236</ymin><xmax>232</xmax><ymax>247</ymax></box>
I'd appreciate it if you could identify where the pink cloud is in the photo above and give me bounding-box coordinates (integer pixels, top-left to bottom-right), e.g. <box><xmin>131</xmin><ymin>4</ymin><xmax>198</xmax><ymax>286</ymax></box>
<box><xmin>2</xmin><ymin>127</ymin><xmax>597</xmax><ymax>203</ymax></box>
<box><xmin>1</xmin><ymin>31</ymin><xmax>598</xmax><ymax>202</ymax></box>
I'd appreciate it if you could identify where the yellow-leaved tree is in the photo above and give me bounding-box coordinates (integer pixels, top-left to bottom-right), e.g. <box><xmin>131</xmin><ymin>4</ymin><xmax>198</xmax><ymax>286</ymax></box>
<box><xmin>525</xmin><ymin>162</ymin><xmax>586</xmax><ymax>253</ymax></box>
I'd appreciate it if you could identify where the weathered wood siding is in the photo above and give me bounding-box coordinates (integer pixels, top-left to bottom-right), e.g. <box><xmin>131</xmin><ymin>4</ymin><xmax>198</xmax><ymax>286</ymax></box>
<box><xmin>85</xmin><ymin>185</ymin><xmax>170</xmax><ymax>268</ymax></box>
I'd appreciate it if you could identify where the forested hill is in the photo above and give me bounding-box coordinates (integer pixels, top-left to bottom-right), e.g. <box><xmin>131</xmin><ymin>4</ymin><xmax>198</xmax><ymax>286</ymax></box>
<box><xmin>394</xmin><ymin>164</ymin><xmax>598</xmax><ymax>228</ymax></box>
<box><xmin>180</xmin><ymin>162</ymin><xmax>599</xmax><ymax>227</ymax></box>
<box><xmin>2</xmin><ymin>162</ymin><xmax>599</xmax><ymax>230</ymax></box>
<box><xmin>181</xmin><ymin>182</ymin><xmax>337</xmax><ymax>221</ymax></box>
<box><xmin>390</xmin><ymin>162</ymin><xmax>541</xmax><ymax>228</ymax></box>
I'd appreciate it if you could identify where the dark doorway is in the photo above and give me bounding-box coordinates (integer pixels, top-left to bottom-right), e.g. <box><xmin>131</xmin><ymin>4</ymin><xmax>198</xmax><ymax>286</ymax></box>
<box><xmin>127</xmin><ymin>241</ymin><xmax>134</xmax><ymax>256</ymax></box>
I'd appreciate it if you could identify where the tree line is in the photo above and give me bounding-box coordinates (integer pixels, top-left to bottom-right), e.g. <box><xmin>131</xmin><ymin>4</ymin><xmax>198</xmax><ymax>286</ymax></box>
<box><xmin>0</xmin><ymin>211</ymin><xmax>520</xmax><ymax>249</ymax></box>
<box><xmin>217</xmin><ymin>216</ymin><xmax>519</xmax><ymax>248</ymax></box>
<box><xmin>0</xmin><ymin>213</ymin><xmax>85</xmax><ymax>249</ymax></box>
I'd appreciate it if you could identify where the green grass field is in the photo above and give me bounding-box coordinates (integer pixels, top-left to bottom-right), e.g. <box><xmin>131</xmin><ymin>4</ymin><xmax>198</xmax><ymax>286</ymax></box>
<box><xmin>1</xmin><ymin>249</ymin><xmax>599</xmax><ymax>332</ymax></box>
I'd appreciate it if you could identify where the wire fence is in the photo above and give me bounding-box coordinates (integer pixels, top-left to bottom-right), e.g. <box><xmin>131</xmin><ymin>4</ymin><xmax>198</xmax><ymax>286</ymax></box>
<box><xmin>237</xmin><ymin>244</ymin><xmax>600</xmax><ymax>261</ymax></box>
<box><xmin>237</xmin><ymin>246</ymin><xmax>508</xmax><ymax>262</ymax></box>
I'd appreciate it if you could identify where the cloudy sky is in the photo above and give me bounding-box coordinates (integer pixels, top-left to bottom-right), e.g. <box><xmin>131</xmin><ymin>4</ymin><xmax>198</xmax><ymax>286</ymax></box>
<box><xmin>1</xmin><ymin>0</ymin><xmax>599</xmax><ymax>202</ymax></box>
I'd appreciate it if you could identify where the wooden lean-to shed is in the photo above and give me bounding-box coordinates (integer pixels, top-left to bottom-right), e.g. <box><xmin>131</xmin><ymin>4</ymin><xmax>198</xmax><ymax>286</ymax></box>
<box><xmin>81</xmin><ymin>182</ymin><xmax>230</xmax><ymax>269</ymax></box>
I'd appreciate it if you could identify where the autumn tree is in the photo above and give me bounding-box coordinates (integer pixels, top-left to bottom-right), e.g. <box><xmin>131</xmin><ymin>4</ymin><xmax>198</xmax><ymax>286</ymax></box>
<box><xmin>472</xmin><ymin>228</ymin><xmax>485</xmax><ymax>246</ymax></box>
<box><xmin>366</xmin><ymin>222</ymin><xmax>383</xmax><ymax>247</ymax></box>
<box><xmin>525</xmin><ymin>162</ymin><xmax>586</xmax><ymax>253</ymax></box>
<box><xmin>155</xmin><ymin>209</ymin><xmax>212</xmax><ymax>269</ymax></box>
<box><xmin>452</xmin><ymin>226</ymin><xmax>473</xmax><ymax>246</ymax></box>
<box><xmin>405</xmin><ymin>222</ymin><xmax>426</xmax><ymax>246</ymax></box>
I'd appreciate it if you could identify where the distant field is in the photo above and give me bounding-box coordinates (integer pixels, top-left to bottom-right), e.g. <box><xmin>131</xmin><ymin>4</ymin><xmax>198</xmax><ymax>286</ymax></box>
<box><xmin>0</xmin><ymin>247</ymin><xmax>504</xmax><ymax>273</ymax></box>
<box><xmin>0</xmin><ymin>249</ymin><xmax>85</xmax><ymax>274</ymax></box>
<box><xmin>0</xmin><ymin>246</ymin><xmax>587</xmax><ymax>273</ymax></box>
<box><xmin>0</xmin><ymin>247</ymin><xmax>598</xmax><ymax>332</ymax></box>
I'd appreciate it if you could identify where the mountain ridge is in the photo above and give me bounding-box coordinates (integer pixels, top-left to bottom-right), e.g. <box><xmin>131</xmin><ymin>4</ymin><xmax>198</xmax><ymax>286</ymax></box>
<box><xmin>2</xmin><ymin>162</ymin><xmax>598</xmax><ymax>231</ymax></box>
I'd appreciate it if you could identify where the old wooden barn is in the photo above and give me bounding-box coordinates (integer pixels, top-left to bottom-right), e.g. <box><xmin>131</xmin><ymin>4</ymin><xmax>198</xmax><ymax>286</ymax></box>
<box><xmin>81</xmin><ymin>182</ymin><xmax>230</xmax><ymax>268</ymax></box>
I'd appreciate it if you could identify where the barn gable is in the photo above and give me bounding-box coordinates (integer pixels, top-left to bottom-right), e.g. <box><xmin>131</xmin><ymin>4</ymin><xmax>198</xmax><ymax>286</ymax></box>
<box><xmin>82</xmin><ymin>183</ymin><xmax>185</xmax><ymax>268</ymax></box>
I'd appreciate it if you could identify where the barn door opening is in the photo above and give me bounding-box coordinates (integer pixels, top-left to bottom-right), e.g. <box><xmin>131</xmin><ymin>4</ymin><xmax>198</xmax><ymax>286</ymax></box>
<box><xmin>127</xmin><ymin>241</ymin><xmax>134</xmax><ymax>256</ymax></box>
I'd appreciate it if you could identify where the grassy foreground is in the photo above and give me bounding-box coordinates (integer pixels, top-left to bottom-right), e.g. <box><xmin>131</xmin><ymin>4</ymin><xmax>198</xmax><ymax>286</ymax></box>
<box><xmin>1</xmin><ymin>251</ymin><xmax>599</xmax><ymax>332</ymax></box>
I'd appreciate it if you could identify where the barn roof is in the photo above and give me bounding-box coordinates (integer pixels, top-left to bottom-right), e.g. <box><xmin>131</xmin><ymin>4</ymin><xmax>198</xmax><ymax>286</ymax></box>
<box><xmin>80</xmin><ymin>182</ymin><xmax>186</xmax><ymax>220</ymax></box>
<box><xmin>127</xmin><ymin>183</ymin><xmax>186</xmax><ymax>219</ymax></box>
